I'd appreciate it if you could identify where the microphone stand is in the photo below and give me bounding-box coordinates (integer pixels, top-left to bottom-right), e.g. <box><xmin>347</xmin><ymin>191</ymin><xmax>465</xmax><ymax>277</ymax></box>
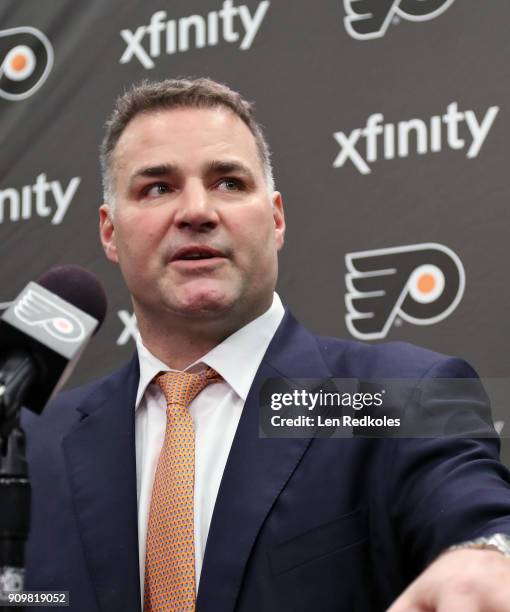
<box><xmin>0</xmin><ymin>353</ymin><xmax>36</xmax><ymax>611</ymax></box>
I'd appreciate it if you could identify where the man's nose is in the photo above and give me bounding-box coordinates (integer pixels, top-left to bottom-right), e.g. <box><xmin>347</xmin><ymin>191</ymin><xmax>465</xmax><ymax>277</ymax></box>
<box><xmin>173</xmin><ymin>183</ymin><xmax>219</xmax><ymax>232</ymax></box>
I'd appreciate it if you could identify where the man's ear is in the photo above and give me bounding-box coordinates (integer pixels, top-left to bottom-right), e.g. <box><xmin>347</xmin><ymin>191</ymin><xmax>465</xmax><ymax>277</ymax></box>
<box><xmin>99</xmin><ymin>204</ymin><xmax>119</xmax><ymax>263</ymax></box>
<box><xmin>272</xmin><ymin>191</ymin><xmax>285</xmax><ymax>251</ymax></box>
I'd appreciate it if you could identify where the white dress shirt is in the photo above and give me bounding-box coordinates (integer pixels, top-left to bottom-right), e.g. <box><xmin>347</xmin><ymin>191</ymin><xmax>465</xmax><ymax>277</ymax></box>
<box><xmin>134</xmin><ymin>293</ymin><xmax>285</xmax><ymax>598</ymax></box>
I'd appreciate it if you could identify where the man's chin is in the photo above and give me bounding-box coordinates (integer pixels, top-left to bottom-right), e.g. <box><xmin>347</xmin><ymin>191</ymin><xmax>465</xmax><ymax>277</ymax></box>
<box><xmin>171</xmin><ymin>290</ymin><xmax>236</xmax><ymax>318</ymax></box>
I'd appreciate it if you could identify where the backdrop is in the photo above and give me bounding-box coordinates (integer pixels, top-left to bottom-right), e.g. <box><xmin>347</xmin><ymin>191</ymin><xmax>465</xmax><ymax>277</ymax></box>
<box><xmin>1</xmin><ymin>0</ymin><xmax>508</xmax><ymax>459</ymax></box>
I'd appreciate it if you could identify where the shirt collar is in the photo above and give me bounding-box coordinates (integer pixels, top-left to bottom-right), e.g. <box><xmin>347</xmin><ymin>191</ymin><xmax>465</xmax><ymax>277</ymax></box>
<box><xmin>135</xmin><ymin>292</ymin><xmax>285</xmax><ymax>408</ymax></box>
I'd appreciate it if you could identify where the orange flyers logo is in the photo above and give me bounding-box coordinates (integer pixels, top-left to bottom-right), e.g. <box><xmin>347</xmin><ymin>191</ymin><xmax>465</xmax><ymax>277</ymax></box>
<box><xmin>344</xmin><ymin>0</ymin><xmax>455</xmax><ymax>40</ymax></box>
<box><xmin>0</xmin><ymin>27</ymin><xmax>53</xmax><ymax>101</ymax></box>
<box><xmin>345</xmin><ymin>243</ymin><xmax>465</xmax><ymax>340</ymax></box>
<box><xmin>14</xmin><ymin>289</ymin><xmax>85</xmax><ymax>343</ymax></box>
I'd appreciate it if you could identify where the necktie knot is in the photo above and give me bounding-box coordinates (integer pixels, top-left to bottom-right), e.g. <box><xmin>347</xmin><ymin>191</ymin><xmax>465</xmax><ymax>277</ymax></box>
<box><xmin>155</xmin><ymin>367</ymin><xmax>222</xmax><ymax>413</ymax></box>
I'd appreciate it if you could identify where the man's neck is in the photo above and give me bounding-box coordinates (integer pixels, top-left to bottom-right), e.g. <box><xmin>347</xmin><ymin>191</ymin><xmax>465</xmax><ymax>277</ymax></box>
<box><xmin>134</xmin><ymin>300</ymin><xmax>272</xmax><ymax>370</ymax></box>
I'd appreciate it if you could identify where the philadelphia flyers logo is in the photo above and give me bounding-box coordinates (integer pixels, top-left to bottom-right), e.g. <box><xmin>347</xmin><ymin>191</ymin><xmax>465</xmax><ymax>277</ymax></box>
<box><xmin>345</xmin><ymin>243</ymin><xmax>465</xmax><ymax>340</ymax></box>
<box><xmin>344</xmin><ymin>0</ymin><xmax>456</xmax><ymax>40</ymax></box>
<box><xmin>0</xmin><ymin>27</ymin><xmax>54</xmax><ymax>101</ymax></box>
<box><xmin>14</xmin><ymin>289</ymin><xmax>85</xmax><ymax>343</ymax></box>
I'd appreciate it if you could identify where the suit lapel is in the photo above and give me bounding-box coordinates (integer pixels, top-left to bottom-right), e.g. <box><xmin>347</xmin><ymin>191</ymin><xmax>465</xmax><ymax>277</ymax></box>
<box><xmin>62</xmin><ymin>356</ymin><xmax>141</xmax><ymax>612</ymax></box>
<box><xmin>197</xmin><ymin>313</ymin><xmax>349</xmax><ymax>612</ymax></box>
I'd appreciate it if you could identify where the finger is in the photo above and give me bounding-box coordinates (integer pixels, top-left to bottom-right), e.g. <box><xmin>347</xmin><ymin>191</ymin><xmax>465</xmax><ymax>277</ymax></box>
<box><xmin>386</xmin><ymin>592</ymin><xmax>429</xmax><ymax>612</ymax></box>
<box><xmin>437</xmin><ymin>594</ymin><xmax>479</xmax><ymax>612</ymax></box>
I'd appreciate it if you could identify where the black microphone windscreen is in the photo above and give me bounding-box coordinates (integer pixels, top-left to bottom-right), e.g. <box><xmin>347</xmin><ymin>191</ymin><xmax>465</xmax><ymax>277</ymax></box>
<box><xmin>36</xmin><ymin>265</ymin><xmax>108</xmax><ymax>331</ymax></box>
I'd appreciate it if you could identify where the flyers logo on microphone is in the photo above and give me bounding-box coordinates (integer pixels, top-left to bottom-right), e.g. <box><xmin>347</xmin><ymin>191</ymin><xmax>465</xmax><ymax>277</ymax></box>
<box><xmin>0</xmin><ymin>27</ymin><xmax>54</xmax><ymax>101</ymax></box>
<box><xmin>14</xmin><ymin>290</ymin><xmax>86</xmax><ymax>343</ymax></box>
<box><xmin>343</xmin><ymin>0</ymin><xmax>456</xmax><ymax>40</ymax></box>
<box><xmin>345</xmin><ymin>243</ymin><xmax>465</xmax><ymax>340</ymax></box>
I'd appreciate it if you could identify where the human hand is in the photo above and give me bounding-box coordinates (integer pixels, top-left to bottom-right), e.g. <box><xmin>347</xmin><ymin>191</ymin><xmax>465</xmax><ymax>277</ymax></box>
<box><xmin>387</xmin><ymin>548</ymin><xmax>510</xmax><ymax>611</ymax></box>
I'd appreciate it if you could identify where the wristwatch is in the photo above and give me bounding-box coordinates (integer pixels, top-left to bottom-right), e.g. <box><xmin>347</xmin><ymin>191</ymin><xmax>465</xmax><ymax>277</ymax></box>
<box><xmin>446</xmin><ymin>533</ymin><xmax>510</xmax><ymax>558</ymax></box>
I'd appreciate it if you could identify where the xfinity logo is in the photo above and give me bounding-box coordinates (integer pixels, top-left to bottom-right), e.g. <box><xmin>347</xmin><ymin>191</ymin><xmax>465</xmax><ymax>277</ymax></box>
<box><xmin>0</xmin><ymin>173</ymin><xmax>81</xmax><ymax>225</ymax></box>
<box><xmin>120</xmin><ymin>1</ymin><xmax>270</xmax><ymax>69</ymax></box>
<box><xmin>117</xmin><ymin>310</ymin><xmax>137</xmax><ymax>346</ymax></box>
<box><xmin>344</xmin><ymin>0</ymin><xmax>455</xmax><ymax>40</ymax></box>
<box><xmin>333</xmin><ymin>102</ymin><xmax>499</xmax><ymax>175</ymax></box>
<box><xmin>345</xmin><ymin>243</ymin><xmax>465</xmax><ymax>340</ymax></box>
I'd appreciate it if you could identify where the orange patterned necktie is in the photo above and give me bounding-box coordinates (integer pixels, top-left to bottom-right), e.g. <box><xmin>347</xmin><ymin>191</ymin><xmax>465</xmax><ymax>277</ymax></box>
<box><xmin>144</xmin><ymin>368</ymin><xmax>222</xmax><ymax>612</ymax></box>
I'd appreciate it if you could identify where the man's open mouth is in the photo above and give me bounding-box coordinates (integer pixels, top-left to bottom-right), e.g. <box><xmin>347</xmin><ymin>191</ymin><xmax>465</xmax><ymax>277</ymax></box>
<box><xmin>171</xmin><ymin>246</ymin><xmax>226</xmax><ymax>261</ymax></box>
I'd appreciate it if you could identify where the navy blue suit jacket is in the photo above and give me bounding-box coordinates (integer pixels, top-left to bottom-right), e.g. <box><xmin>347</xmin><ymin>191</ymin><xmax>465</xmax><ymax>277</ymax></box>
<box><xmin>21</xmin><ymin>312</ymin><xmax>510</xmax><ymax>611</ymax></box>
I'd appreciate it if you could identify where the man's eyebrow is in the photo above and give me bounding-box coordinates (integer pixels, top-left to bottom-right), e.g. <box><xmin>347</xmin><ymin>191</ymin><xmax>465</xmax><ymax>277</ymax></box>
<box><xmin>206</xmin><ymin>160</ymin><xmax>256</xmax><ymax>180</ymax></box>
<box><xmin>127</xmin><ymin>160</ymin><xmax>256</xmax><ymax>189</ymax></box>
<box><xmin>128</xmin><ymin>164</ymin><xmax>178</xmax><ymax>187</ymax></box>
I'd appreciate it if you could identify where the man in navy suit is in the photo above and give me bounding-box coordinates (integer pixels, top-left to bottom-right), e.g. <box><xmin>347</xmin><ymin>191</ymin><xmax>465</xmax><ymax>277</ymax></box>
<box><xmin>23</xmin><ymin>78</ymin><xmax>510</xmax><ymax>611</ymax></box>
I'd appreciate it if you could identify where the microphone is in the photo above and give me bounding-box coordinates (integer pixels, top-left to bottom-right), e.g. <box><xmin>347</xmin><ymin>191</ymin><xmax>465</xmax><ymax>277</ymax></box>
<box><xmin>0</xmin><ymin>266</ymin><xmax>107</xmax><ymax>605</ymax></box>
<box><xmin>0</xmin><ymin>265</ymin><xmax>107</xmax><ymax>423</ymax></box>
